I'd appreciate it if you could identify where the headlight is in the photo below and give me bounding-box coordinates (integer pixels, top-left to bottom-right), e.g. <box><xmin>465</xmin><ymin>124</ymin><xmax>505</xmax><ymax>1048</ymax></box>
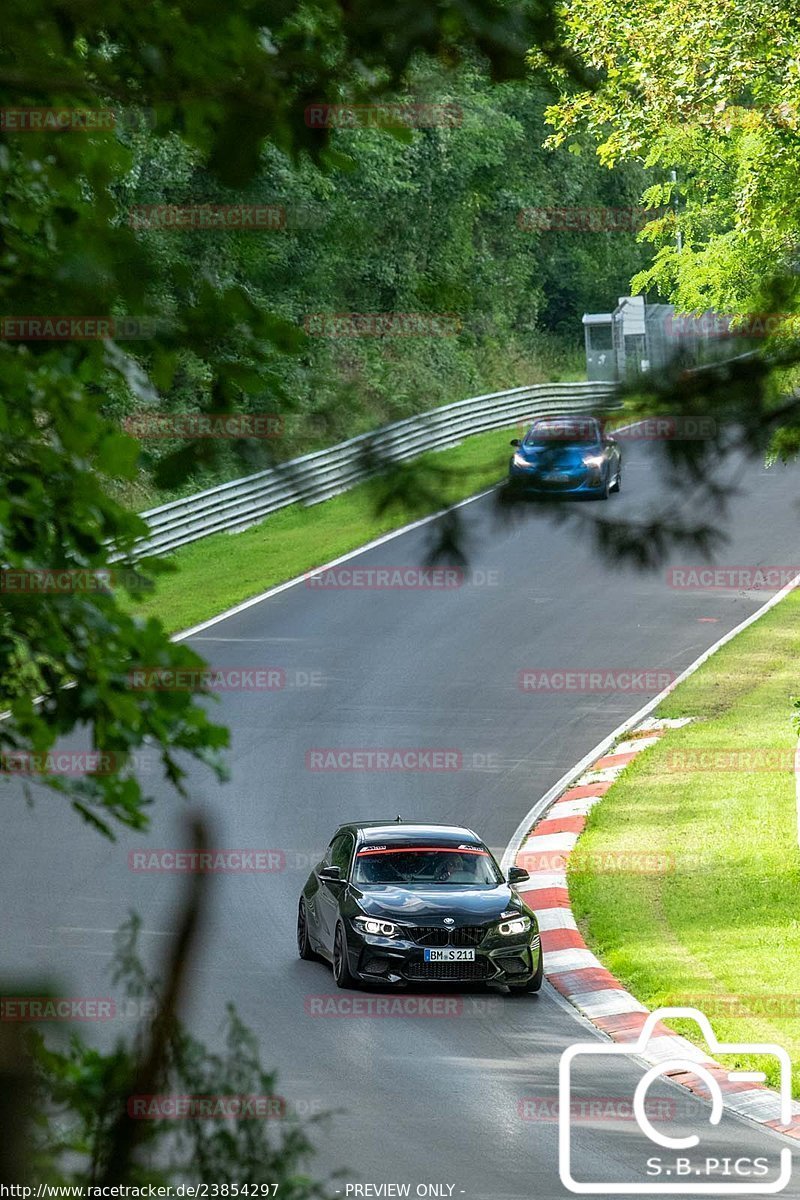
<box><xmin>496</xmin><ymin>915</ymin><xmax>532</xmax><ymax>936</ymax></box>
<box><xmin>512</xmin><ymin>452</ymin><xmax>530</xmax><ymax>468</ymax></box>
<box><xmin>582</xmin><ymin>453</ymin><xmax>605</xmax><ymax>468</ymax></box>
<box><xmin>353</xmin><ymin>916</ymin><xmax>398</xmax><ymax>937</ymax></box>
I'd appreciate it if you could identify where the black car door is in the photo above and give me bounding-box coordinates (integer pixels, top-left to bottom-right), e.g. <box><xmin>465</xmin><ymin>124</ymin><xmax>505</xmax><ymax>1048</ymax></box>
<box><xmin>315</xmin><ymin>832</ymin><xmax>354</xmax><ymax>954</ymax></box>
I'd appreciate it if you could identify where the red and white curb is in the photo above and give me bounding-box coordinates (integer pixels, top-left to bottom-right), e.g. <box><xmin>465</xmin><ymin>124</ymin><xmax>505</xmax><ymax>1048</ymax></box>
<box><xmin>516</xmin><ymin>716</ymin><xmax>800</xmax><ymax>1140</ymax></box>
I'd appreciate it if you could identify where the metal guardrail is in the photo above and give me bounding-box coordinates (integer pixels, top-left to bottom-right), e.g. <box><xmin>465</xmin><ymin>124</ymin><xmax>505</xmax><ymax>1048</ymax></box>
<box><xmin>133</xmin><ymin>380</ymin><xmax>620</xmax><ymax>557</ymax></box>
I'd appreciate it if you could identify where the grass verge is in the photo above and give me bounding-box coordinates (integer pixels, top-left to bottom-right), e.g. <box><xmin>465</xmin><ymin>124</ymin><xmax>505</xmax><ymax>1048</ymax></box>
<box><xmin>129</xmin><ymin>422</ymin><xmax>519</xmax><ymax>633</ymax></box>
<box><xmin>570</xmin><ymin>587</ymin><xmax>800</xmax><ymax>1095</ymax></box>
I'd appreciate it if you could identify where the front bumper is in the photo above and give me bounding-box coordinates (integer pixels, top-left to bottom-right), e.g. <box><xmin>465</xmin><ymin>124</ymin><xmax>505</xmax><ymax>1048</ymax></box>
<box><xmin>508</xmin><ymin>464</ymin><xmax>605</xmax><ymax>495</ymax></box>
<box><xmin>343</xmin><ymin>925</ymin><xmax>542</xmax><ymax>988</ymax></box>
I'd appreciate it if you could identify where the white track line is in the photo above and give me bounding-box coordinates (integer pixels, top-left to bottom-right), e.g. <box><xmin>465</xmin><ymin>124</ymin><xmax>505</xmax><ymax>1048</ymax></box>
<box><xmin>172</xmin><ymin>487</ymin><xmax>498</xmax><ymax>642</ymax></box>
<box><xmin>174</xmin><ymin>415</ymin><xmax>646</xmax><ymax>642</ymax></box>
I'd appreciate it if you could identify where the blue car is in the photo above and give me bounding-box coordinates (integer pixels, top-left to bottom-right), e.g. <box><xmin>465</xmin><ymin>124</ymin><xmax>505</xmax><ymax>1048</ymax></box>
<box><xmin>508</xmin><ymin>414</ymin><xmax>622</xmax><ymax>499</ymax></box>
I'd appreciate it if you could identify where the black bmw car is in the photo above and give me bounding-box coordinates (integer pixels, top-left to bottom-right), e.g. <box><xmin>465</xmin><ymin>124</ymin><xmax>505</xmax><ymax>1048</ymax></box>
<box><xmin>297</xmin><ymin>821</ymin><xmax>542</xmax><ymax>993</ymax></box>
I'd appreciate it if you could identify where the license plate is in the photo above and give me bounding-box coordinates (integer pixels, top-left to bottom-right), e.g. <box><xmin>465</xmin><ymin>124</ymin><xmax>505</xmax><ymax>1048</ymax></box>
<box><xmin>542</xmin><ymin>471</ymin><xmax>571</xmax><ymax>482</ymax></box>
<box><xmin>423</xmin><ymin>948</ymin><xmax>476</xmax><ymax>962</ymax></box>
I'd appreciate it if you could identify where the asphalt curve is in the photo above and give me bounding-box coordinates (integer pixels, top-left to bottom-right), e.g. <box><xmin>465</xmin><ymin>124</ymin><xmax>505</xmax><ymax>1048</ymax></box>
<box><xmin>3</xmin><ymin>437</ymin><xmax>800</xmax><ymax>1198</ymax></box>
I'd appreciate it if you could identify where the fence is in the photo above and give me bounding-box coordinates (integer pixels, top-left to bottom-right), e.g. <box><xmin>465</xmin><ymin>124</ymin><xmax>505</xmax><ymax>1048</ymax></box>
<box><xmin>132</xmin><ymin>380</ymin><xmax>621</xmax><ymax>557</ymax></box>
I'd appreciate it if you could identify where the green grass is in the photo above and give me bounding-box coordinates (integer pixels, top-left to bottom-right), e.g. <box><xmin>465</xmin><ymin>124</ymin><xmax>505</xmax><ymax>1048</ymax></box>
<box><xmin>570</xmin><ymin>588</ymin><xmax>800</xmax><ymax>1095</ymax></box>
<box><xmin>129</xmin><ymin>422</ymin><xmax>519</xmax><ymax>633</ymax></box>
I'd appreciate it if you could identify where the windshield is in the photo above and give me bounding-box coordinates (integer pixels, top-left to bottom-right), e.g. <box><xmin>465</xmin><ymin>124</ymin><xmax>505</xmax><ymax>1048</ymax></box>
<box><xmin>524</xmin><ymin>418</ymin><xmax>600</xmax><ymax>448</ymax></box>
<box><xmin>353</xmin><ymin>845</ymin><xmax>503</xmax><ymax>886</ymax></box>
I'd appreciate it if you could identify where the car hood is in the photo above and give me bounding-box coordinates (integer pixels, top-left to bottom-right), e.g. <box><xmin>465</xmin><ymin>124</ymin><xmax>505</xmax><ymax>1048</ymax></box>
<box><xmin>353</xmin><ymin>884</ymin><xmax>524</xmax><ymax>924</ymax></box>
<box><xmin>518</xmin><ymin>443</ymin><xmax>599</xmax><ymax>468</ymax></box>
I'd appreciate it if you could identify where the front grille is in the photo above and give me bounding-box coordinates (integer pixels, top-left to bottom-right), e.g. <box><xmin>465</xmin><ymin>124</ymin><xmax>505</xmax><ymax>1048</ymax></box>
<box><xmin>409</xmin><ymin>926</ymin><xmax>486</xmax><ymax>947</ymax></box>
<box><xmin>404</xmin><ymin>960</ymin><xmax>490</xmax><ymax>982</ymax></box>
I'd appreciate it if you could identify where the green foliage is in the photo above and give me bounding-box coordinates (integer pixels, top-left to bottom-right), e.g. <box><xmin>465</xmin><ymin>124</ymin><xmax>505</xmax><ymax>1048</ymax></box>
<box><xmin>29</xmin><ymin>916</ymin><xmax>331</xmax><ymax>1187</ymax></box>
<box><xmin>0</xmin><ymin>0</ymin><xmax>653</xmax><ymax>836</ymax></box>
<box><xmin>2</xmin><ymin>0</ymin><xmax>631</xmax><ymax>835</ymax></box>
<box><xmin>537</xmin><ymin>0</ymin><xmax>800</xmax><ymax>316</ymax></box>
<box><xmin>0</xmin><ymin>384</ymin><xmax>230</xmax><ymax>836</ymax></box>
<box><xmin>108</xmin><ymin>59</ymin><xmax>652</xmax><ymax>504</ymax></box>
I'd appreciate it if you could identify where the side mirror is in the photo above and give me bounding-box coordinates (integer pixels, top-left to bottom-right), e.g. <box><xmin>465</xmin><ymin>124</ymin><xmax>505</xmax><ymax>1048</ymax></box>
<box><xmin>510</xmin><ymin>438</ymin><xmax>521</xmax><ymax>447</ymax></box>
<box><xmin>319</xmin><ymin>864</ymin><xmax>342</xmax><ymax>883</ymax></box>
<box><xmin>507</xmin><ymin>866</ymin><xmax>529</xmax><ymax>885</ymax></box>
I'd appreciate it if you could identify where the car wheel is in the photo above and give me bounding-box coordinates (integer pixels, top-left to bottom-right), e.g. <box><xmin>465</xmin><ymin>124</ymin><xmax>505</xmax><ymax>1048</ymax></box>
<box><xmin>593</xmin><ymin>472</ymin><xmax>611</xmax><ymax>501</ymax></box>
<box><xmin>297</xmin><ymin>899</ymin><xmax>318</xmax><ymax>961</ymax></box>
<box><xmin>333</xmin><ymin>923</ymin><xmax>357</xmax><ymax>989</ymax></box>
<box><xmin>610</xmin><ymin>465</ymin><xmax>622</xmax><ymax>493</ymax></box>
<box><xmin>508</xmin><ymin>950</ymin><xmax>544</xmax><ymax>995</ymax></box>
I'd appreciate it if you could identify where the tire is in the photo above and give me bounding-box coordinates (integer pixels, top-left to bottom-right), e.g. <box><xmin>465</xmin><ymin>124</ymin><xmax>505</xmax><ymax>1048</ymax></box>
<box><xmin>333</xmin><ymin>923</ymin><xmax>357</xmax><ymax>989</ymax></box>
<box><xmin>508</xmin><ymin>949</ymin><xmax>544</xmax><ymax>995</ymax></box>
<box><xmin>610</xmin><ymin>465</ymin><xmax>622</xmax><ymax>493</ymax></box>
<box><xmin>297</xmin><ymin>899</ymin><xmax>318</xmax><ymax>961</ymax></box>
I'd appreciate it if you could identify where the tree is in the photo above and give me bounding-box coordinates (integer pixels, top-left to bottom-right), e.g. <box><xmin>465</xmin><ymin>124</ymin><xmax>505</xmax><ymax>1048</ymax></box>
<box><xmin>534</xmin><ymin>0</ymin><xmax>800</xmax><ymax>314</ymax></box>
<box><xmin>29</xmin><ymin>915</ymin><xmax>330</xmax><ymax>1188</ymax></box>
<box><xmin>0</xmin><ymin>0</ymin><xmax>588</xmax><ymax>835</ymax></box>
<box><xmin>515</xmin><ymin>0</ymin><xmax>800</xmax><ymax>566</ymax></box>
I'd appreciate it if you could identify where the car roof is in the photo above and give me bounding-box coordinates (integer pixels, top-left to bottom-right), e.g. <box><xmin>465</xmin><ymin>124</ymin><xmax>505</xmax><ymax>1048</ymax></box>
<box><xmin>334</xmin><ymin>821</ymin><xmax>482</xmax><ymax>845</ymax></box>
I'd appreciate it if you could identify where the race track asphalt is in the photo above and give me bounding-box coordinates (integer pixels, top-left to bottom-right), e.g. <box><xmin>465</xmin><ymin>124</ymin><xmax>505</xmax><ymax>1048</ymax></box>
<box><xmin>3</xmin><ymin>437</ymin><xmax>800</xmax><ymax>1197</ymax></box>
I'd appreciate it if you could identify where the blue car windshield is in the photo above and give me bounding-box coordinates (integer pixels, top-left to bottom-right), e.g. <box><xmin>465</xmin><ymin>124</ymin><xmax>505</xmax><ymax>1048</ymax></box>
<box><xmin>524</xmin><ymin>419</ymin><xmax>600</xmax><ymax>448</ymax></box>
<box><xmin>354</xmin><ymin>846</ymin><xmax>503</xmax><ymax>886</ymax></box>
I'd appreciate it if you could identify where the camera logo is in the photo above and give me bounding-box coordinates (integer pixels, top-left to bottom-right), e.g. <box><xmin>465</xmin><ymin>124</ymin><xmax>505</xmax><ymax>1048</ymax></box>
<box><xmin>559</xmin><ymin>1007</ymin><xmax>793</xmax><ymax>1194</ymax></box>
